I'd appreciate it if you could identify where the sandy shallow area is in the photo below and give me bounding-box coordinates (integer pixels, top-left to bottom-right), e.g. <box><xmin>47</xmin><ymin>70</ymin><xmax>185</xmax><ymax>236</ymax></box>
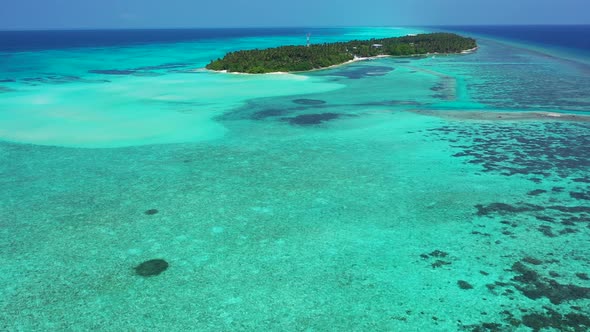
<box><xmin>411</xmin><ymin>109</ymin><xmax>590</xmax><ymax>122</ymax></box>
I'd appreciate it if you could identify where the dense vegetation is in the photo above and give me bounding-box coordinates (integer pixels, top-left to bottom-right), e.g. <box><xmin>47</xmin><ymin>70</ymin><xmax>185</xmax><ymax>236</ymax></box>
<box><xmin>206</xmin><ymin>33</ymin><xmax>477</xmax><ymax>73</ymax></box>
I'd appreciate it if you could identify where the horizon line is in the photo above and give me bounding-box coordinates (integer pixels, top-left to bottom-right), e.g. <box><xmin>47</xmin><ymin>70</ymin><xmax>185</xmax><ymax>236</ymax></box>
<box><xmin>1</xmin><ymin>23</ymin><xmax>589</xmax><ymax>32</ymax></box>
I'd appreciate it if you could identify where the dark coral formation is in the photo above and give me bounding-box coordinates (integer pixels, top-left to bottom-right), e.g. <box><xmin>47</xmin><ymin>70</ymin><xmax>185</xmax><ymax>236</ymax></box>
<box><xmin>145</xmin><ymin>209</ymin><xmax>159</xmax><ymax>215</ymax></box>
<box><xmin>134</xmin><ymin>259</ymin><xmax>169</xmax><ymax>277</ymax></box>
<box><xmin>552</xmin><ymin>186</ymin><xmax>565</xmax><ymax>193</ymax></box>
<box><xmin>522</xmin><ymin>309</ymin><xmax>590</xmax><ymax>332</ymax></box>
<box><xmin>458</xmin><ymin>280</ymin><xmax>474</xmax><ymax>290</ymax></box>
<box><xmin>89</xmin><ymin>63</ymin><xmax>189</xmax><ymax>76</ymax></box>
<box><xmin>0</xmin><ymin>86</ymin><xmax>16</xmax><ymax>93</ymax></box>
<box><xmin>522</xmin><ymin>257</ymin><xmax>543</xmax><ymax>265</ymax></box>
<box><xmin>13</xmin><ymin>74</ymin><xmax>110</xmax><ymax>85</ymax></box>
<box><xmin>429</xmin><ymin>122</ymin><xmax>590</xmax><ymax>181</ymax></box>
<box><xmin>570</xmin><ymin>191</ymin><xmax>590</xmax><ymax>201</ymax></box>
<box><xmin>420</xmin><ymin>250</ymin><xmax>453</xmax><ymax>268</ymax></box>
<box><xmin>537</xmin><ymin>225</ymin><xmax>556</xmax><ymax>237</ymax></box>
<box><xmin>217</xmin><ymin>93</ymin><xmax>337</xmax><ymax>123</ymax></box>
<box><xmin>251</xmin><ymin>108</ymin><xmax>291</xmax><ymax>120</ymax></box>
<box><xmin>527</xmin><ymin>189</ymin><xmax>547</xmax><ymax>196</ymax></box>
<box><xmin>473</xmin><ymin>199</ymin><xmax>589</xmax><ymax>238</ymax></box>
<box><xmin>89</xmin><ymin>69</ymin><xmax>136</xmax><ymax>75</ymax></box>
<box><xmin>431</xmin><ymin>260</ymin><xmax>452</xmax><ymax>268</ymax></box>
<box><xmin>354</xmin><ymin>100</ymin><xmax>423</xmax><ymax>107</ymax></box>
<box><xmin>573</xmin><ymin>177</ymin><xmax>590</xmax><ymax>183</ymax></box>
<box><xmin>474</xmin><ymin>202</ymin><xmax>544</xmax><ymax>216</ymax></box>
<box><xmin>430</xmin><ymin>250</ymin><xmax>449</xmax><ymax>258</ymax></box>
<box><xmin>461</xmin><ymin>322</ymin><xmax>507</xmax><ymax>332</ymax></box>
<box><xmin>476</xmin><ymin>202</ymin><xmax>590</xmax><ymax>218</ymax></box>
<box><xmin>461</xmin><ymin>309</ymin><xmax>590</xmax><ymax>332</ymax></box>
<box><xmin>510</xmin><ymin>261</ymin><xmax>590</xmax><ymax>304</ymax></box>
<box><xmin>437</xmin><ymin>121</ymin><xmax>590</xmax><ymax>332</ymax></box>
<box><xmin>287</xmin><ymin>113</ymin><xmax>342</xmax><ymax>125</ymax></box>
<box><xmin>292</xmin><ymin>99</ymin><xmax>326</xmax><ymax>105</ymax></box>
<box><xmin>303</xmin><ymin>64</ymin><xmax>396</xmax><ymax>80</ymax></box>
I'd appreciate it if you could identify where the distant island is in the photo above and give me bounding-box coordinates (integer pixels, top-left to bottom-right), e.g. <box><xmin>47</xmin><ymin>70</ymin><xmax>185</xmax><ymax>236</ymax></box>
<box><xmin>206</xmin><ymin>33</ymin><xmax>477</xmax><ymax>74</ymax></box>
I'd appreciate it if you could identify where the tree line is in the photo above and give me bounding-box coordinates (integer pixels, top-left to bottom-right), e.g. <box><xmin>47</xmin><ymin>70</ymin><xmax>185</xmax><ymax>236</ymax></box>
<box><xmin>206</xmin><ymin>33</ymin><xmax>477</xmax><ymax>74</ymax></box>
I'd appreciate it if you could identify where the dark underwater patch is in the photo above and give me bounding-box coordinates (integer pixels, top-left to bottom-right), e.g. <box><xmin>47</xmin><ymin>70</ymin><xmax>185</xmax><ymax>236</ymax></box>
<box><xmin>0</xmin><ymin>86</ymin><xmax>15</xmax><ymax>93</ymax></box>
<box><xmin>475</xmin><ymin>199</ymin><xmax>590</xmax><ymax>238</ymax></box>
<box><xmin>537</xmin><ymin>225</ymin><xmax>556</xmax><ymax>237</ymax></box>
<box><xmin>89</xmin><ymin>69</ymin><xmax>136</xmax><ymax>75</ymax></box>
<box><xmin>145</xmin><ymin>209</ymin><xmax>159</xmax><ymax>215</ymax></box>
<box><xmin>430</xmin><ymin>122</ymin><xmax>590</xmax><ymax>182</ymax></box>
<box><xmin>431</xmin><ymin>260</ymin><xmax>452</xmax><ymax>268</ymax></box>
<box><xmin>573</xmin><ymin>177</ymin><xmax>590</xmax><ymax>183</ymax></box>
<box><xmin>458</xmin><ymin>280</ymin><xmax>474</xmax><ymax>290</ymax></box>
<box><xmin>510</xmin><ymin>261</ymin><xmax>590</xmax><ymax>304</ymax></box>
<box><xmin>292</xmin><ymin>99</ymin><xmax>326</xmax><ymax>105</ymax></box>
<box><xmin>547</xmin><ymin>205</ymin><xmax>590</xmax><ymax>213</ymax></box>
<box><xmin>560</xmin><ymin>215</ymin><xmax>590</xmax><ymax>225</ymax></box>
<box><xmin>552</xmin><ymin>186</ymin><xmax>565</xmax><ymax>193</ymax></box>
<box><xmin>420</xmin><ymin>250</ymin><xmax>453</xmax><ymax>269</ymax></box>
<box><xmin>522</xmin><ymin>309</ymin><xmax>590</xmax><ymax>332</ymax></box>
<box><xmin>527</xmin><ymin>189</ymin><xmax>547</xmax><ymax>196</ymax></box>
<box><xmin>319</xmin><ymin>65</ymin><xmax>394</xmax><ymax>79</ymax></box>
<box><xmin>19</xmin><ymin>74</ymin><xmax>109</xmax><ymax>85</ymax></box>
<box><xmin>475</xmin><ymin>202</ymin><xmax>545</xmax><ymax>217</ymax></box>
<box><xmin>522</xmin><ymin>257</ymin><xmax>543</xmax><ymax>265</ymax></box>
<box><xmin>570</xmin><ymin>191</ymin><xmax>590</xmax><ymax>201</ymax></box>
<box><xmin>134</xmin><ymin>62</ymin><xmax>189</xmax><ymax>71</ymax></box>
<box><xmin>355</xmin><ymin>100</ymin><xmax>423</xmax><ymax>107</ymax></box>
<box><xmin>134</xmin><ymin>259</ymin><xmax>169</xmax><ymax>277</ymax></box>
<box><xmin>286</xmin><ymin>113</ymin><xmax>342</xmax><ymax>125</ymax></box>
<box><xmin>131</xmin><ymin>72</ymin><xmax>163</xmax><ymax>77</ymax></box>
<box><xmin>429</xmin><ymin>250</ymin><xmax>448</xmax><ymax>258</ymax></box>
<box><xmin>168</xmin><ymin>69</ymin><xmax>201</xmax><ymax>74</ymax></box>
<box><xmin>89</xmin><ymin>63</ymin><xmax>190</xmax><ymax>76</ymax></box>
<box><xmin>20</xmin><ymin>73</ymin><xmax>109</xmax><ymax>86</ymax></box>
<box><xmin>461</xmin><ymin>309</ymin><xmax>590</xmax><ymax>332</ymax></box>
<box><xmin>251</xmin><ymin>108</ymin><xmax>290</xmax><ymax>120</ymax></box>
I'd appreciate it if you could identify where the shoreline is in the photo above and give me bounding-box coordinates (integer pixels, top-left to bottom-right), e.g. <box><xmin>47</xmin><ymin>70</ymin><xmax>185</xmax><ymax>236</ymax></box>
<box><xmin>204</xmin><ymin>47</ymin><xmax>479</xmax><ymax>75</ymax></box>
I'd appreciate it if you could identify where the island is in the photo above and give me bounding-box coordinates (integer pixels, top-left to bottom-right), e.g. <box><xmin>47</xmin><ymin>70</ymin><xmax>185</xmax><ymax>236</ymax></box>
<box><xmin>206</xmin><ymin>33</ymin><xmax>477</xmax><ymax>74</ymax></box>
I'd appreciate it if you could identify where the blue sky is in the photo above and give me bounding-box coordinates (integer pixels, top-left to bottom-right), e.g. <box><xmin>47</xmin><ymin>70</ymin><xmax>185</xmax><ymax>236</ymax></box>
<box><xmin>1</xmin><ymin>0</ymin><xmax>588</xmax><ymax>30</ymax></box>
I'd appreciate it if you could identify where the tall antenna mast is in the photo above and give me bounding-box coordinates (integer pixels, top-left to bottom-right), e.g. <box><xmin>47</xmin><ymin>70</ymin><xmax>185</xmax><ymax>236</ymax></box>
<box><xmin>306</xmin><ymin>33</ymin><xmax>311</xmax><ymax>47</ymax></box>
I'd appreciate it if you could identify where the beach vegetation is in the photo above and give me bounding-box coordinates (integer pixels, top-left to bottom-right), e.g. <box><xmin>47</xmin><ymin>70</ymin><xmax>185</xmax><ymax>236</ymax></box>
<box><xmin>206</xmin><ymin>33</ymin><xmax>477</xmax><ymax>73</ymax></box>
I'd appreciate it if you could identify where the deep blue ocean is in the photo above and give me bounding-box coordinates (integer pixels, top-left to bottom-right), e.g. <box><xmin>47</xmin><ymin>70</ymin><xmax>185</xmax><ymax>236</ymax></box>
<box><xmin>441</xmin><ymin>25</ymin><xmax>590</xmax><ymax>49</ymax></box>
<box><xmin>0</xmin><ymin>28</ymin><xmax>341</xmax><ymax>52</ymax></box>
<box><xmin>1</xmin><ymin>25</ymin><xmax>589</xmax><ymax>53</ymax></box>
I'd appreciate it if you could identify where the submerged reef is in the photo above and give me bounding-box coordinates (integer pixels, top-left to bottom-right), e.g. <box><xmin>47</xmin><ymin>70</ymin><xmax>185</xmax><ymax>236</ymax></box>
<box><xmin>292</xmin><ymin>99</ymin><xmax>327</xmax><ymax>105</ymax></box>
<box><xmin>286</xmin><ymin>113</ymin><xmax>343</xmax><ymax>126</ymax></box>
<box><xmin>428</xmin><ymin>121</ymin><xmax>590</xmax><ymax>181</ymax></box>
<box><xmin>484</xmin><ymin>259</ymin><xmax>590</xmax><ymax>305</ymax></box>
<box><xmin>510</xmin><ymin>261</ymin><xmax>590</xmax><ymax>304</ymax></box>
<box><xmin>134</xmin><ymin>259</ymin><xmax>169</xmax><ymax>277</ymax></box>
<box><xmin>463</xmin><ymin>308</ymin><xmax>590</xmax><ymax>332</ymax></box>
<box><xmin>522</xmin><ymin>309</ymin><xmax>590</xmax><ymax>332</ymax></box>
<box><xmin>458</xmin><ymin>280</ymin><xmax>474</xmax><ymax>290</ymax></box>
<box><xmin>466</xmin><ymin>258</ymin><xmax>590</xmax><ymax>331</ymax></box>
<box><xmin>145</xmin><ymin>209</ymin><xmax>159</xmax><ymax>215</ymax></box>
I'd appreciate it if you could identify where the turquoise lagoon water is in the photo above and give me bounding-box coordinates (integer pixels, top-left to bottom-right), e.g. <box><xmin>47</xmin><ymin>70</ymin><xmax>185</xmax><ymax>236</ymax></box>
<box><xmin>1</xmin><ymin>27</ymin><xmax>589</xmax><ymax>331</ymax></box>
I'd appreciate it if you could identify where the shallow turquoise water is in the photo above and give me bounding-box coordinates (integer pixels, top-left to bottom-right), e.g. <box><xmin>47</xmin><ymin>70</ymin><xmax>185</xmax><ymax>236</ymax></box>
<box><xmin>1</xmin><ymin>27</ymin><xmax>589</xmax><ymax>331</ymax></box>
